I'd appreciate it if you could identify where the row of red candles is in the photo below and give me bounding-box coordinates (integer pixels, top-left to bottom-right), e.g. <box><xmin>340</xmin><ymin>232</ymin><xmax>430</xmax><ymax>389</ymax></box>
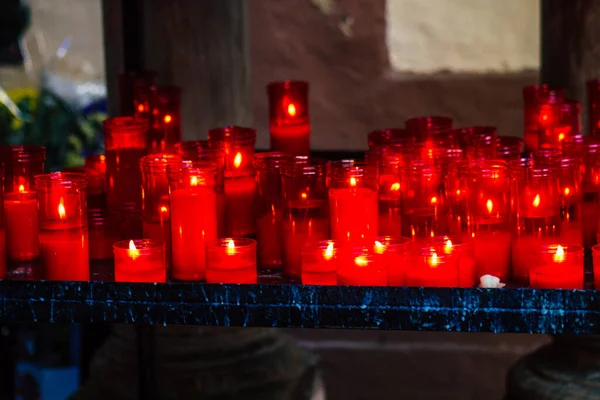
<box><xmin>4</xmin><ymin>75</ymin><xmax>600</xmax><ymax>289</ymax></box>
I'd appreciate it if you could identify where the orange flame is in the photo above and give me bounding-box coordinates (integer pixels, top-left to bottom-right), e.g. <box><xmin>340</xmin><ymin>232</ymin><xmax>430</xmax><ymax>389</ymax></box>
<box><xmin>429</xmin><ymin>252</ymin><xmax>438</xmax><ymax>268</ymax></box>
<box><xmin>58</xmin><ymin>200</ymin><xmax>66</xmax><ymax>221</ymax></box>
<box><xmin>374</xmin><ymin>240</ymin><xmax>386</xmax><ymax>254</ymax></box>
<box><xmin>324</xmin><ymin>241</ymin><xmax>335</xmax><ymax>260</ymax></box>
<box><xmin>164</xmin><ymin>114</ymin><xmax>172</xmax><ymax>124</ymax></box>
<box><xmin>564</xmin><ymin>187</ymin><xmax>571</xmax><ymax>196</ymax></box>
<box><xmin>18</xmin><ymin>184</ymin><xmax>25</xmax><ymax>194</ymax></box>
<box><xmin>430</xmin><ymin>196</ymin><xmax>437</xmax><ymax>205</ymax></box>
<box><xmin>287</xmin><ymin>103</ymin><xmax>297</xmax><ymax>117</ymax></box>
<box><xmin>128</xmin><ymin>240</ymin><xmax>139</xmax><ymax>260</ymax></box>
<box><xmin>350</xmin><ymin>177</ymin><xmax>357</xmax><ymax>187</ymax></box>
<box><xmin>444</xmin><ymin>239</ymin><xmax>453</xmax><ymax>254</ymax></box>
<box><xmin>553</xmin><ymin>245</ymin><xmax>565</xmax><ymax>262</ymax></box>
<box><xmin>190</xmin><ymin>176</ymin><xmax>199</xmax><ymax>186</ymax></box>
<box><xmin>137</xmin><ymin>104</ymin><xmax>144</xmax><ymax>113</ymax></box>
<box><xmin>160</xmin><ymin>206</ymin><xmax>168</xmax><ymax>214</ymax></box>
<box><xmin>301</xmin><ymin>192</ymin><xmax>308</xmax><ymax>200</ymax></box>
<box><xmin>233</xmin><ymin>152</ymin><xmax>242</xmax><ymax>169</ymax></box>
<box><xmin>226</xmin><ymin>239</ymin><xmax>236</xmax><ymax>255</ymax></box>
<box><xmin>486</xmin><ymin>199</ymin><xmax>493</xmax><ymax>214</ymax></box>
<box><xmin>390</xmin><ymin>182</ymin><xmax>400</xmax><ymax>191</ymax></box>
<box><xmin>532</xmin><ymin>194</ymin><xmax>541</xmax><ymax>208</ymax></box>
<box><xmin>354</xmin><ymin>255</ymin><xmax>369</xmax><ymax>267</ymax></box>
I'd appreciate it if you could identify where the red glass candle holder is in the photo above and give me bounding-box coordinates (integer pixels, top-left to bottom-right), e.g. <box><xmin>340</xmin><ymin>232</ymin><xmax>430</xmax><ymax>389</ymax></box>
<box><xmin>103</xmin><ymin>117</ymin><xmax>148</xmax><ymax>211</ymax></box>
<box><xmin>35</xmin><ymin>172</ymin><xmax>89</xmax><ymax>281</ymax></box>
<box><xmin>556</xmin><ymin>100</ymin><xmax>581</xmax><ymax>140</ymax></box>
<box><xmin>88</xmin><ymin>209</ymin><xmax>120</xmax><ymax>261</ymax></box>
<box><xmin>148</xmin><ymin>85</ymin><xmax>182</xmax><ymax>153</ymax></box>
<box><xmin>405</xmin><ymin>116</ymin><xmax>453</xmax><ymax>142</ymax></box>
<box><xmin>377</xmin><ymin>152</ymin><xmax>403</xmax><ymax>236</ymax></box>
<box><xmin>329</xmin><ymin>160</ymin><xmax>378</xmax><ymax>244</ymax></box>
<box><xmin>592</xmin><ymin>244</ymin><xmax>600</xmax><ymax>289</ymax></box>
<box><xmin>267</xmin><ymin>81</ymin><xmax>310</xmax><ymax>155</ymax></box>
<box><xmin>254</xmin><ymin>152</ymin><xmax>289</xmax><ymax>273</ymax></box>
<box><xmin>85</xmin><ymin>154</ymin><xmax>106</xmax><ymax>174</ymax></box>
<box><xmin>206</xmin><ymin>238</ymin><xmax>257</xmax><ymax>284</ymax></box>
<box><xmin>461</xmin><ymin>126</ymin><xmax>497</xmax><ymax>160</ymax></box>
<box><xmin>425</xmin><ymin>235</ymin><xmax>476</xmax><ymax>287</ymax></box>
<box><xmin>62</xmin><ymin>166</ymin><xmax>106</xmax><ymax>209</ymax></box>
<box><xmin>366</xmin><ymin>128</ymin><xmax>413</xmax><ymax>168</ymax></box>
<box><xmin>405</xmin><ymin>244</ymin><xmax>460</xmax><ymax>287</ymax></box>
<box><xmin>114</xmin><ymin>239</ymin><xmax>166</xmax><ymax>283</ymax></box>
<box><xmin>496</xmin><ymin>136</ymin><xmax>523</xmax><ymax>162</ymax></box>
<box><xmin>587</xmin><ymin>79</ymin><xmax>600</xmax><ymax>136</ymax></box>
<box><xmin>167</xmin><ymin>160</ymin><xmax>218</xmax><ymax>281</ymax></box>
<box><xmin>551</xmin><ymin>157</ymin><xmax>584</xmax><ymax>246</ymax></box>
<box><xmin>281</xmin><ymin>157</ymin><xmax>329</xmax><ymax>282</ymax></box>
<box><xmin>119</xmin><ymin>202</ymin><xmax>143</xmax><ymax>240</ymax></box>
<box><xmin>529</xmin><ymin>244</ymin><xmax>583</xmax><ymax>289</ymax></box>
<box><xmin>301</xmin><ymin>240</ymin><xmax>337</xmax><ymax>285</ymax></box>
<box><xmin>140</xmin><ymin>154</ymin><xmax>182</xmax><ymax>261</ymax></box>
<box><xmin>118</xmin><ymin>71</ymin><xmax>157</xmax><ymax>116</ymax></box>
<box><xmin>510</xmin><ymin>161</ymin><xmax>561</xmax><ymax>284</ymax></box>
<box><xmin>375</xmin><ymin>236</ymin><xmax>411</xmax><ymax>286</ymax></box>
<box><xmin>523</xmin><ymin>85</ymin><xmax>565</xmax><ymax>152</ymax></box>
<box><xmin>336</xmin><ymin>243</ymin><xmax>388</xmax><ymax>286</ymax></box>
<box><xmin>208</xmin><ymin>126</ymin><xmax>257</xmax><ymax>238</ymax></box>
<box><xmin>463</xmin><ymin>160</ymin><xmax>511</xmax><ymax>281</ymax></box>
<box><xmin>1</xmin><ymin>145</ymin><xmax>45</xmax><ymax>262</ymax></box>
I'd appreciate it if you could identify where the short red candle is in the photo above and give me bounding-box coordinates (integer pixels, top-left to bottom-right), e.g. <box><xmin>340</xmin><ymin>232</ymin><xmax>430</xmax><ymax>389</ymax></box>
<box><xmin>103</xmin><ymin>117</ymin><xmax>148</xmax><ymax>211</ymax></box>
<box><xmin>206</xmin><ymin>238</ymin><xmax>257</xmax><ymax>284</ymax></box>
<box><xmin>168</xmin><ymin>160</ymin><xmax>218</xmax><ymax>280</ymax></box>
<box><xmin>405</xmin><ymin>246</ymin><xmax>460</xmax><ymax>287</ymax></box>
<box><xmin>148</xmin><ymin>85</ymin><xmax>182</xmax><ymax>153</ymax></box>
<box><xmin>337</xmin><ymin>244</ymin><xmax>388</xmax><ymax>286</ymax></box>
<box><xmin>118</xmin><ymin>70</ymin><xmax>156</xmax><ymax>116</ymax></box>
<box><xmin>529</xmin><ymin>244</ymin><xmax>583</xmax><ymax>289</ymax></box>
<box><xmin>281</xmin><ymin>157</ymin><xmax>329</xmax><ymax>282</ymax></box>
<box><xmin>267</xmin><ymin>81</ymin><xmax>310</xmax><ymax>155</ymax></box>
<box><xmin>1</xmin><ymin>145</ymin><xmax>45</xmax><ymax>262</ymax></box>
<box><xmin>88</xmin><ymin>209</ymin><xmax>119</xmax><ymax>261</ymax></box>
<box><xmin>35</xmin><ymin>172</ymin><xmax>89</xmax><ymax>281</ymax></box>
<box><xmin>208</xmin><ymin>127</ymin><xmax>257</xmax><ymax>238</ymax></box>
<box><xmin>375</xmin><ymin>236</ymin><xmax>411</xmax><ymax>286</ymax></box>
<box><xmin>301</xmin><ymin>240</ymin><xmax>337</xmax><ymax>285</ymax></box>
<box><xmin>329</xmin><ymin>160</ymin><xmax>378</xmax><ymax>243</ymax></box>
<box><xmin>114</xmin><ymin>239</ymin><xmax>166</xmax><ymax>283</ymax></box>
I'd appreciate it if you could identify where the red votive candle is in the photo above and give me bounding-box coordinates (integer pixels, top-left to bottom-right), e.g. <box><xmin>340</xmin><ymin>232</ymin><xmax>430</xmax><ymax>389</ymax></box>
<box><xmin>405</xmin><ymin>245</ymin><xmax>460</xmax><ymax>287</ymax></box>
<box><xmin>377</xmin><ymin>153</ymin><xmax>402</xmax><ymax>236</ymax></box>
<box><xmin>208</xmin><ymin>126</ymin><xmax>257</xmax><ymax>238</ymax></box>
<box><xmin>496</xmin><ymin>136</ymin><xmax>523</xmax><ymax>162</ymax></box>
<box><xmin>301</xmin><ymin>240</ymin><xmax>337</xmax><ymax>285</ymax></box>
<box><xmin>337</xmin><ymin>243</ymin><xmax>388</xmax><ymax>286</ymax></box>
<box><xmin>267</xmin><ymin>81</ymin><xmax>310</xmax><ymax>155</ymax></box>
<box><xmin>523</xmin><ymin>85</ymin><xmax>565</xmax><ymax>152</ymax></box>
<box><xmin>103</xmin><ymin>117</ymin><xmax>148</xmax><ymax>211</ymax></box>
<box><xmin>530</xmin><ymin>244</ymin><xmax>583</xmax><ymax>289</ymax></box>
<box><xmin>254</xmin><ymin>152</ymin><xmax>288</xmax><ymax>273</ymax></box>
<box><xmin>88</xmin><ymin>209</ymin><xmax>119</xmax><ymax>261</ymax></box>
<box><xmin>375</xmin><ymin>236</ymin><xmax>411</xmax><ymax>286</ymax></box>
<box><xmin>62</xmin><ymin>166</ymin><xmax>106</xmax><ymax>209</ymax></box>
<box><xmin>329</xmin><ymin>160</ymin><xmax>378</xmax><ymax>243</ymax></box>
<box><xmin>405</xmin><ymin>116</ymin><xmax>453</xmax><ymax>142</ymax></box>
<box><xmin>119</xmin><ymin>71</ymin><xmax>157</xmax><ymax>117</ymax></box>
<box><xmin>148</xmin><ymin>85</ymin><xmax>182</xmax><ymax>153</ymax></box>
<box><xmin>587</xmin><ymin>79</ymin><xmax>600</xmax><ymax>136</ymax></box>
<box><xmin>206</xmin><ymin>238</ymin><xmax>257</xmax><ymax>284</ymax></box>
<box><xmin>281</xmin><ymin>157</ymin><xmax>329</xmax><ymax>282</ymax></box>
<box><xmin>167</xmin><ymin>160</ymin><xmax>218</xmax><ymax>280</ymax></box>
<box><xmin>425</xmin><ymin>236</ymin><xmax>476</xmax><ymax>287</ymax></box>
<box><xmin>114</xmin><ymin>239</ymin><xmax>166</xmax><ymax>283</ymax></box>
<box><xmin>85</xmin><ymin>154</ymin><xmax>106</xmax><ymax>173</ymax></box>
<box><xmin>141</xmin><ymin>153</ymin><xmax>183</xmax><ymax>264</ymax></box>
<box><xmin>462</xmin><ymin>126</ymin><xmax>497</xmax><ymax>160</ymax></box>
<box><xmin>510</xmin><ymin>161</ymin><xmax>561</xmax><ymax>284</ymax></box>
<box><xmin>35</xmin><ymin>172</ymin><xmax>89</xmax><ymax>281</ymax></box>
<box><xmin>1</xmin><ymin>145</ymin><xmax>45</xmax><ymax>262</ymax></box>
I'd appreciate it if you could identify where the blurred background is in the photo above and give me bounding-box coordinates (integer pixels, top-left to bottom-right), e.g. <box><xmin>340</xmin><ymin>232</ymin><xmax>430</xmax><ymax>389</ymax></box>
<box><xmin>0</xmin><ymin>0</ymin><xmax>545</xmax><ymax>399</ymax></box>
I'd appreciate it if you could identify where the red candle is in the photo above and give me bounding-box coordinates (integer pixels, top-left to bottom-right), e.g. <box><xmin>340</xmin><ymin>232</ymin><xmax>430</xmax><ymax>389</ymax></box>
<box><xmin>62</xmin><ymin>166</ymin><xmax>106</xmax><ymax>209</ymax></box>
<box><xmin>118</xmin><ymin>70</ymin><xmax>156</xmax><ymax>116</ymax></box>
<box><xmin>206</xmin><ymin>238</ymin><xmax>257</xmax><ymax>284</ymax></box>
<box><xmin>405</xmin><ymin>116</ymin><xmax>453</xmax><ymax>143</ymax></box>
<box><xmin>88</xmin><ymin>209</ymin><xmax>119</xmax><ymax>261</ymax></box>
<box><xmin>529</xmin><ymin>245</ymin><xmax>583</xmax><ymax>289</ymax></box>
<box><xmin>114</xmin><ymin>239</ymin><xmax>166</xmax><ymax>283</ymax></box>
<box><xmin>523</xmin><ymin>85</ymin><xmax>565</xmax><ymax>152</ymax></box>
<box><xmin>405</xmin><ymin>246</ymin><xmax>459</xmax><ymax>287</ymax></box>
<box><xmin>301</xmin><ymin>240</ymin><xmax>337</xmax><ymax>285</ymax></box>
<box><xmin>376</xmin><ymin>236</ymin><xmax>411</xmax><ymax>286</ymax></box>
<box><xmin>85</xmin><ymin>154</ymin><xmax>106</xmax><ymax>174</ymax></box>
<box><xmin>473</xmin><ymin>227</ymin><xmax>511</xmax><ymax>280</ymax></box>
<box><xmin>267</xmin><ymin>81</ymin><xmax>310</xmax><ymax>155</ymax></box>
<box><xmin>148</xmin><ymin>85</ymin><xmax>182</xmax><ymax>153</ymax></box>
<box><xmin>103</xmin><ymin>117</ymin><xmax>148</xmax><ymax>212</ymax></box>
<box><xmin>378</xmin><ymin>163</ymin><xmax>402</xmax><ymax>236</ymax></box>
<box><xmin>36</xmin><ymin>172</ymin><xmax>89</xmax><ymax>281</ymax></box>
<box><xmin>168</xmin><ymin>161</ymin><xmax>218</xmax><ymax>280</ymax></box>
<box><xmin>337</xmin><ymin>244</ymin><xmax>388</xmax><ymax>286</ymax></box>
<box><xmin>496</xmin><ymin>136</ymin><xmax>523</xmax><ymax>162</ymax></box>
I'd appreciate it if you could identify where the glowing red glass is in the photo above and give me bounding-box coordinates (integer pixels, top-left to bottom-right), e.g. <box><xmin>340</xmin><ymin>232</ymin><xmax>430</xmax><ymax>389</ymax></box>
<box><xmin>267</xmin><ymin>81</ymin><xmax>310</xmax><ymax>155</ymax></box>
<box><xmin>148</xmin><ymin>85</ymin><xmax>182</xmax><ymax>153</ymax></box>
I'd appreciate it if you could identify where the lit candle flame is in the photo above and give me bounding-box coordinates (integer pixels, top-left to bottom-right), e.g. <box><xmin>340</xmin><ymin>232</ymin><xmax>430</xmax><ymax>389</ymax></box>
<box><xmin>564</xmin><ymin>187</ymin><xmax>571</xmax><ymax>196</ymax></box>
<box><xmin>444</xmin><ymin>239</ymin><xmax>453</xmax><ymax>254</ymax></box>
<box><xmin>160</xmin><ymin>206</ymin><xmax>168</xmax><ymax>214</ymax></box>
<box><xmin>190</xmin><ymin>176</ymin><xmax>199</xmax><ymax>186</ymax></box>
<box><xmin>58</xmin><ymin>200</ymin><xmax>66</xmax><ymax>221</ymax></box>
<box><xmin>350</xmin><ymin>177</ymin><xmax>357</xmax><ymax>187</ymax></box>
<box><xmin>558</xmin><ymin>133</ymin><xmax>565</xmax><ymax>141</ymax></box>
<box><xmin>226</xmin><ymin>239</ymin><xmax>236</xmax><ymax>255</ymax></box>
<box><xmin>390</xmin><ymin>182</ymin><xmax>400</xmax><ymax>191</ymax></box>
<box><xmin>374</xmin><ymin>240</ymin><xmax>386</xmax><ymax>254</ymax></box>
<box><xmin>532</xmin><ymin>194</ymin><xmax>541</xmax><ymax>208</ymax></box>
<box><xmin>455</xmin><ymin>189</ymin><xmax>461</xmax><ymax>196</ymax></box>
<box><xmin>486</xmin><ymin>199</ymin><xmax>493</xmax><ymax>214</ymax></box>
<box><xmin>301</xmin><ymin>192</ymin><xmax>308</xmax><ymax>199</ymax></box>
<box><xmin>287</xmin><ymin>103</ymin><xmax>297</xmax><ymax>117</ymax></box>
<box><xmin>324</xmin><ymin>241</ymin><xmax>334</xmax><ymax>260</ymax></box>
<box><xmin>164</xmin><ymin>114</ymin><xmax>172</xmax><ymax>124</ymax></box>
<box><xmin>430</xmin><ymin>196</ymin><xmax>437</xmax><ymax>205</ymax></box>
<box><xmin>128</xmin><ymin>240</ymin><xmax>140</xmax><ymax>260</ymax></box>
<box><xmin>429</xmin><ymin>252</ymin><xmax>438</xmax><ymax>268</ymax></box>
<box><xmin>18</xmin><ymin>184</ymin><xmax>25</xmax><ymax>193</ymax></box>
<box><xmin>233</xmin><ymin>152</ymin><xmax>242</xmax><ymax>169</ymax></box>
<box><xmin>553</xmin><ymin>245</ymin><xmax>565</xmax><ymax>262</ymax></box>
<box><xmin>354</xmin><ymin>255</ymin><xmax>369</xmax><ymax>267</ymax></box>
<box><xmin>137</xmin><ymin>104</ymin><xmax>144</xmax><ymax>113</ymax></box>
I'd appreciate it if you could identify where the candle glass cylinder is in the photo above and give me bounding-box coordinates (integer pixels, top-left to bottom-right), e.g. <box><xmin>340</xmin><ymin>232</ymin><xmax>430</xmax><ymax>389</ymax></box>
<box><xmin>405</xmin><ymin>245</ymin><xmax>460</xmax><ymax>287</ymax></box>
<box><xmin>375</xmin><ymin>236</ymin><xmax>411</xmax><ymax>286</ymax></box>
<box><xmin>114</xmin><ymin>239</ymin><xmax>166</xmax><ymax>283</ymax></box>
<box><xmin>167</xmin><ymin>160</ymin><xmax>219</xmax><ymax>281</ymax></box>
<box><xmin>62</xmin><ymin>166</ymin><xmax>106</xmax><ymax>209</ymax></box>
<box><xmin>426</xmin><ymin>235</ymin><xmax>476</xmax><ymax>287</ymax></box>
<box><xmin>206</xmin><ymin>238</ymin><xmax>257</xmax><ymax>284</ymax></box>
<box><xmin>405</xmin><ymin>116</ymin><xmax>453</xmax><ymax>142</ymax></box>
<box><xmin>377</xmin><ymin>153</ymin><xmax>403</xmax><ymax>236</ymax></box>
<box><xmin>592</xmin><ymin>244</ymin><xmax>600</xmax><ymax>289</ymax></box>
<box><xmin>35</xmin><ymin>172</ymin><xmax>89</xmax><ymax>281</ymax></box>
<box><xmin>1</xmin><ymin>145</ymin><xmax>45</xmax><ymax>262</ymax></box>
<box><xmin>141</xmin><ymin>153</ymin><xmax>182</xmax><ymax>265</ymax></box>
<box><xmin>103</xmin><ymin>117</ymin><xmax>148</xmax><ymax>211</ymax></box>
<box><xmin>119</xmin><ymin>70</ymin><xmax>156</xmax><ymax>117</ymax></box>
<box><xmin>366</xmin><ymin>128</ymin><xmax>413</xmax><ymax>169</ymax></box>
<box><xmin>496</xmin><ymin>136</ymin><xmax>523</xmax><ymax>162</ymax></box>
<box><xmin>281</xmin><ymin>157</ymin><xmax>329</xmax><ymax>282</ymax></box>
<box><xmin>337</xmin><ymin>244</ymin><xmax>388</xmax><ymax>286</ymax></box>
<box><xmin>556</xmin><ymin>100</ymin><xmax>581</xmax><ymax>139</ymax></box>
<box><xmin>587</xmin><ymin>79</ymin><xmax>600</xmax><ymax>136</ymax></box>
<box><xmin>88</xmin><ymin>209</ymin><xmax>120</xmax><ymax>261</ymax></box>
<box><xmin>254</xmin><ymin>152</ymin><xmax>289</xmax><ymax>274</ymax></box>
<box><xmin>510</xmin><ymin>162</ymin><xmax>561</xmax><ymax>284</ymax></box>
<box><xmin>85</xmin><ymin>154</ymin><xmax>106</xmax><ymax>174</ymax></box>
<box><xmin>119</xmin><ymin>202</ymin><xmax>143</xmax><ymax>240</ymax></box>
<box><xmin>329</xmin><ymin>160</ymin><xmax>378</xmax><ymax>244</ymax></box>
<box><xmin>523</xmin><ymin>85</ymin><xmax>565</xmax><ymax>152</ymax></box>
<box><xmin>208</xmin><ymin>126</ymin><xmax>257</xmax><ymax>238</ymax></box>
<box><xmin>462</xmin><ymin>126</ymin><xmax>497</xmax><ymax>160</ymax></box>
<box><xmin>267</xmin><ymin>81</ymin><xmax>310</xmax><ymax>155</ymax></box>
<box><xmin>438</xmin><ymin>149</ymin><xmax>467</xmax><ymax>237</ymax></box>
<box><xmin>529</xmin><ymin>245</ymin><xmax>583</xmax><ymax>289</ymax></box>
<box><xmin>148</xmin><ymin>85</ymin><xmax>182</xmax><ymax>153</ymax></box>
<box><xmin>301</xmin><ymin>240</ymin><xmax>337</xmax><ymax>285</ymax></box>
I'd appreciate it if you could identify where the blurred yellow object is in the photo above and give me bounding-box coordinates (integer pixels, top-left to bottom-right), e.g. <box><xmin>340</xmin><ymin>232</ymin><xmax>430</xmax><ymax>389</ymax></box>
<box><xmin>5</xmin><ymin>87</ymin><xmax>37</xmax><ymax>131</ymax></box>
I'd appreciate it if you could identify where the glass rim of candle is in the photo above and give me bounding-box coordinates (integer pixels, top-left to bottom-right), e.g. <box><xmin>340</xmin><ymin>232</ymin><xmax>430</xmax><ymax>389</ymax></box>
<box><xmin>424</xmin><ymin>234</ymin><xmax>473</xmax><ymax>250</ymax></box>
<box><xmin>373</xmin><ymin>236</ymin><xmax>412</xmax><ymax>252</ymax></box>
<box><xmin>88</xmin><ymin>208</ymin><xmax>115</xmax><ymax>227</ymax></box>
<box><xmin>328</xmin><ymin>159</ymin><xmax>378</xmax><ymax>188</ymax></box>
<box><xmin>113</xmin><ymin>239</ymin><xmax>165</xmax><ymax>255</ymax></box>
<box><xmin>266</xmin><ymin>80</ymin><xmax>309</xmax><ymax>93</ymax></box>
<box><xmin>207</xmin><ymin>126</ymin><xmax>257</xmax><ymax>147</ymax></box>
<box><xmin>563</xmin><ymin>135</ymin><xmax>600</xmax><ymax>156</ymax></box>
<box><xmin>510</xmin><ymin>158</ymin><xmax>558</xmax><ymax>181</ymax></box>
<box><xmin>207</xmin><ymin>237</ymin><xmax>257</xmax><ymax>255</ymax></box>
<box><xmin>591</xmin><ymin>244</ymin><xmax>600</xmax><ymax>255</ymax></box>
<box><xmin>459</xmin><ymin>159</ymin><xmax>508</xmax><ymax>178</ymax></box>
<box><xmin>522</xmin><ymin>84</ymin><xmax>565</xmax><ymax>104</ymax></box>
<box><xmin>280</xmin><ymin>156</ymin><xmax>328</xmax><ymax>177</ymax></box>
<box><xmin>34</xmin><ymin>171</ymin><xmax>88</xmax><ymax>190</ymax></box>
<box><xmin>61</xmin><ymin>166</ymin><xmax>104</xmax><ymax>190</ymax></box>
<box><xmin>496</xmin><ymin>135</ymin><xmax>523</xmax><ymax>151</ymax></box>
<box><xmin>1</xmin><ymin>144</ymin><xmax>46</xmax><ymax>163</ymax></box>
<box><xmin>166</xmin><ymin>159</ymin><xmax>219</xmax><ymax>185</ymax></box>
<box><xmin>405</xmin><ymin>115</ymin><xmax>453</xmax><ymax>137</ymax></box>
<box><xmin>174</xmin><ymin>140</ymin><xmax>222</xmax><ymax>161</ymax></box>
<box><xmin>140</xmin><ymin>153</ymin><xmax>183</xmax><ymax>173</ymax></box>
<box><xmin>253</xmin><ymin>151</ymin><xmax>291</xmax><ymax>170</ymax></box>
<box><xmin>301</xmin><ymin>239</ymin><xmax>338</xmax><ymax>256</ymax></box>
<box><xmin>540</xmin><ymin>244</ymin><xmax>583</xmax><ymax>259</ymax></box>
<box><xmin>103</xmin><ymin>116</ymin><xmax>149</xmax><ymax>136</ymax></box>
<box><xmin>367</xmin><ymin>128</ymin><xmax>411</xmax><ymax>149</ymax></box>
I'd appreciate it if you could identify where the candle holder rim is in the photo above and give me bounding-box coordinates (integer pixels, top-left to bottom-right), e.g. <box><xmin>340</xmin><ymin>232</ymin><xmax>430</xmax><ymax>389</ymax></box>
<box><xmin>113</xmin><ymin>239</ymin><xmax>165</xmax><ymax>252</ymax></box>
<box><xmin>1</xmin><ymin>144</ymin><xmax>46</xmax><ymax>162</ymax></box>
<box><xmin>266</xmin><ymin>80</ymin><xmax>309</xmax><ymax>92</ymax></box>
<box><xmin>140</xmin><ymin>153</ymin><xmax>183</xmax><ymax>171</ymax></box>
<box><xmin>539</xmin><ymin>244</ymin><xmax>584</xmax><ymax>255</ymax></box>
<box><xmin>34</xmin><ymin>172</ymin><xmax>87</xmax><ymax>189</ymax></box>
<box><xmin>253</xmin><ymin>152</ymin><xmax>292</xmax><ymax>169</ymax></box>
<box><xmin>207</xmin><ymin>126</ymin><xmax>257</xmax><ymax>145</ymax></box>
<box><xmin>102</xmin><ymin>116</ymin><xmax>149</xmax><ymax>133</ymax></box>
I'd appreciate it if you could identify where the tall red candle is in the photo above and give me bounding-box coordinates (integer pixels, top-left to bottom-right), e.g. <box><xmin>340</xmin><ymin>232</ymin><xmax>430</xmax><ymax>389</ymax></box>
<box><xmin>35</xmin><ymin>172</ymin><xmax>89</xmax><ymax>281</ymax></box>
<box><xmin>103</xmin><ymin>117</ymin><xmax>148</xmax><ymax>212</ymax></box>
<box><xmin>1</xmin><ymin>145</ymin><xmax>45</xmax><ymax>262</ymax></box>
<box><xmin>148</xmin><ymin>85</ymin><xmax>182</xmax><ymax>153</ymax></box>
<box><xmin>206</xmin><ymin>238</ymin><xmax>257</xmax><ymax>284</ymax></box>
<box><xmin>377</xmin><ymin>153</ymin><xmax>403</xmax><ymax>236</ymax></box>
<box><xmin>376</xmin><ymin>236</ymin><xmax>411</xmax><ymax>286</ymax></box>
<box><xmin>167</xmin><ymin>160</ymin><xmax>218</xmax><ymax>280</ymax></box>
<box><xmin>281</xmin><ymin>157</ymin><xmax>329</xmax><ymax>282</ymax></box>
<box><xmin>267</xmin><ymin>81</ymin><xmax>310</xmax><ymax>155</ymax></box>
<box><xmin>208</xmin><ymin>126</ymin><xmax>257</xmax><ymax>238</ymax></box>
<box><xmin>530</xmin><ymin>244</ymin><xmax>583</xmax><ymax>289</ymax></box>
<box><xmin>329</xmin><ymin>160</ymin><xmax>378</xmax><ymax>244</ymax></box>
<box><xmin>114</xmin><ymin>239</ymin><xmax>166</xmax><ymax>283</ymax></box>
